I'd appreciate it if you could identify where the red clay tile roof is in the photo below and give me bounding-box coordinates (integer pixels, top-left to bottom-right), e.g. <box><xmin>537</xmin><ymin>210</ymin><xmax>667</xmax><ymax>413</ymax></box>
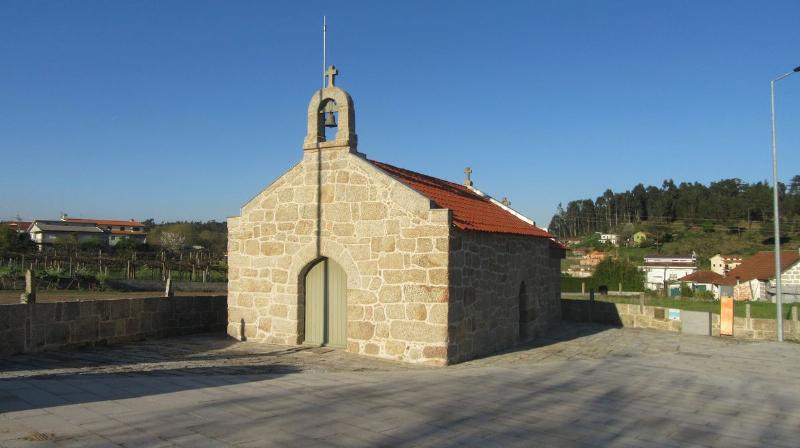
<box><xmin>64</xmin><ymin>218</ymin><xmax>145</xmax><ymax>227</ymax></box>
<box><xmin>719</xmin><ymin>251</ymin><xmax>800</xmax><ymax>285</ymax></box>
<box><xmin>678</xmin><ymin>271</ymin><xmax>725</xmax><ymax>284</ymax></box>
<box><xmin>369</xmin><ymin>160</ymin><xmax>552</xmax><ymax>238</ymax></box>
<box><xmin>1</xmin><ymin>221</ymin><xmax>32</xmax><ymax>232</ymax></box>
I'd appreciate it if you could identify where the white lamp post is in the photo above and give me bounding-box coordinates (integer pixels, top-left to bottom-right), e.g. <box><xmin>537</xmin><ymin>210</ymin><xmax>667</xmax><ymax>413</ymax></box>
<box><xmin>770</xmin><ymin>64</ymin><xmax>800</xmax><ymax>342</ymax></box>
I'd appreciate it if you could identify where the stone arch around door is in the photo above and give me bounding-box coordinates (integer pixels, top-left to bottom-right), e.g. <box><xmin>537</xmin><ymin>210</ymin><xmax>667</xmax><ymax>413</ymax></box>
<box><xmin>301</xmin><ymin>257</ymin><xmax>347</xmax><ymax>347</ymax></box>
<box><xmin>289</xmin><ymin>241</ymin><xmax>362</xmax><ymax>291</ymax></box>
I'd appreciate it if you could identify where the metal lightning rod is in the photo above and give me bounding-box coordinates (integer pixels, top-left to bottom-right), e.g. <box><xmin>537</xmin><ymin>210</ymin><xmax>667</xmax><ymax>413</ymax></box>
<box><xmin>322</xmin><ymin>16</ymin><xmax>327</xmax><ymax>89</ymax></box>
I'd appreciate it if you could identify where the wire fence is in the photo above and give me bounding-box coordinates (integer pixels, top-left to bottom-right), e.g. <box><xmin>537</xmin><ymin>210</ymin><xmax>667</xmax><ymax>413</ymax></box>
<box><xmin>0</xmin><ymin>248</ymin><xmax>227</xmax><ymax>291</ymax></box>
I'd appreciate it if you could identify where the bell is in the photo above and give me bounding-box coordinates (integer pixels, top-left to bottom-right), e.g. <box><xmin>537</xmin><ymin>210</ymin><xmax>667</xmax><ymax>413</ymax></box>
<box><xmin>324</xmin><ymin>111</ymin><xmax>337</xmax><ymax>128</ymax></box>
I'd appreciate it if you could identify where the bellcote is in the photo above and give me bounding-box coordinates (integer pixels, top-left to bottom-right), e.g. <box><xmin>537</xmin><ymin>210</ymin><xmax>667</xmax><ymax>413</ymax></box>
<box><xmin>303</xmin><ymin>65</ymin><xmax>358</xmax><ymax>151</ymax></box>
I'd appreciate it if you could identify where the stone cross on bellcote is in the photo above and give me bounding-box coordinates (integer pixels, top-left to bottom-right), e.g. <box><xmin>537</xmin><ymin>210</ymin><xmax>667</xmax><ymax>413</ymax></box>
<box><xmin>463</xmin><ymin>167</ymin><xmax>473</xmax><ymax>187</ymax></box>
<box><xmin>326</xmin><ymin>65</ymin><xmax>338</xmax><ymax>87</ymax></box>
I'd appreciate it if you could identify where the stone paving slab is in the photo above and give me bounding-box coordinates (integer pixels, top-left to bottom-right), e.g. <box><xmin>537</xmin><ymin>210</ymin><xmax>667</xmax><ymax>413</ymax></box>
<box><xmin>1</xmin><ymin>324</ymin><xmax>799</xmax><ymax>447</ymax></box>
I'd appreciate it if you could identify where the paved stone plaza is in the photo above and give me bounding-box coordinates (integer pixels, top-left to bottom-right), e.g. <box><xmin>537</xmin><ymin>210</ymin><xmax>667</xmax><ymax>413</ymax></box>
<box><xmin>1</xmin><ymin>324</ymin><xmax>799</xmax><ymax>447</ymax></box>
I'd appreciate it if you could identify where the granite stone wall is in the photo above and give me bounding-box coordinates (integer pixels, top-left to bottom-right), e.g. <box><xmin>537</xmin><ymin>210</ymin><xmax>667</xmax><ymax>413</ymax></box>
<box><xmin>228</xmin><ymin>147</ymin><xmax>452</xmax><ymax>365</ymax></box>
<box><xmin>447</xmin><ymin>230</ymin><xmax>562</xmax><ymax>363</ymax></box>
<box><xmin>0</xmin><ymin>295</ymin><xmax>227</xmax><ymax>357</ymax></box>
<box><xmin>561</xmin><ymin>298</ymin><xmax>800</xmax><ymax>341</ymax></box>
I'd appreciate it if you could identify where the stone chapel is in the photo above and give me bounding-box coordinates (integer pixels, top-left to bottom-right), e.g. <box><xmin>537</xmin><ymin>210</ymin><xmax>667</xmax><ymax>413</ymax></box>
<box><xmin>227</xmin><ymin>67</ymin><xmax>565</xmax><ymax>365</ymax></box>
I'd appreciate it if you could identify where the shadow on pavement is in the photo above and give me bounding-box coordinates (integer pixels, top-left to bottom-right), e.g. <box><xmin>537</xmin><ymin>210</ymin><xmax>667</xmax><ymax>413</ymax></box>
<box><xmin>0</xmin><ymin>333</ymin><xmax>317</xmax><ymax>375</ymax></box>
<box><xmin>130</xmin><ymin>352</ymin><xmax>794</xmax><ymax>447</ymax></box>
<box><xmin>0</xmin><ymin>363</ymin><xmax>302</xmax><ymax>413</ymax></box>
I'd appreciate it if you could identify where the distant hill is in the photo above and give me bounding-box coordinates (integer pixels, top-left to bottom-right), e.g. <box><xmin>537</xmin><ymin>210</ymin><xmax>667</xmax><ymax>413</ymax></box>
<box><xmin>550</xmin><ymin>176</ymin><xmax>800</xmax><ymax>262</ymax></box>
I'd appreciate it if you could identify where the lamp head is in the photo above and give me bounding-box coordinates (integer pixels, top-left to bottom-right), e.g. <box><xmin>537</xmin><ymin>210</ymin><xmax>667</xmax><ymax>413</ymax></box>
<box><xmin>794</xmin><ymin>65</ymin><xmax>800</xmax><ymax>73</ymax></box>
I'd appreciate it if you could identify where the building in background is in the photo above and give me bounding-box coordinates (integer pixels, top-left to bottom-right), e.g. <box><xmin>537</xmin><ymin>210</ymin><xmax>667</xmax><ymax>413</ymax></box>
<box><xmin>709</xmin><ymin>254</ymin><xmax>744</xmax><ymax>275</ymax></box>
<box><xmin>24</xmin><ymin>216</ymin><xmax>147</xmax><ymax>248</ymax></box>
<box><xmin>0</xmin><ymin>221</ymin><xmax>32</xmax><ymax>233</ymax></box>
<box><xmin>641</xmin><ymin>254</ymin><xmax>697</xmax><ymax>292</ymax></box>
<box><xmin>632</xmin><ymin>231</ymin><xmax>648</xmax><ymax>247</ymax></box>
<box><xmin>599</xmin><ymin>233</ymin><xmax>619</xmax><ymax>246</ymax></box>
<box><xmin>61</xmin><ymin>216</ymin><xmax>147</xmax><ymax>246</ymax></box>
<box><xmin>676</xmin><ymin>271</ymin><xmax>725</xmax><ymax>299</ymax></box>
<box><xmin>28</xmin><ymin>220</ymin><xmax>107</xmax><ymax>247</ymax></box>
<box><xmin>718</xmin><ymin>251</ymin><xmax>800</xmax><ymax>302</ymax></box>
<box><xmin>580</xmin><ymin>250</ymin><xmax>608</xmax><ymax>268</ymax></box>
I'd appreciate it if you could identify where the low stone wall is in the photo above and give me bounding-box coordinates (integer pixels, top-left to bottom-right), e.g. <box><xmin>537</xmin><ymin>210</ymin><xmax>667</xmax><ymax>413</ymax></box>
<box><xmin>561</xmin><ymin>298</ymin><xmax>800</xmax><ymax>341</ymax></box>
<box><xmin>0</xmin><ymin>295</ymin><xmax>227</xmax><ymax>357</ymax></box>
<box><xmin>107</xmin><ymin>279</ymin><xmax>227</xmax><ymax>292</ymax></box>
<box><xmin>709</xmin><ymin>313</ymin><xmax>799</xmax><ymax>340</ymax></box>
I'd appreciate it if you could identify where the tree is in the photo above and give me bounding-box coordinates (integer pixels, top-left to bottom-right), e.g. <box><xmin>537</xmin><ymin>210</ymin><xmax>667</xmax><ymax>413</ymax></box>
<box><xmin>0</xmin><ymin>225</ymin><xmax>18</xmax><ymax>252</ymax></box>
<box><xmin>78</xmin><ymin>237</ymin><xmax>105</xmax><ymax>252</ymax></box>
<box><xmin>114</xmin><ymin>238</ymin><xmax>142</xmax><ymax>255</ymax></box>
<box><xmin>0</xmin><ymin>225</ymin><xmax>35</xmax><ymax>254</ymax></box>
<box><xmin>547</xmin><ymin>176</ymin><xmax>800</xmax><ymax>239</ymax></box>
<box><xmin>53</xmin><ymin>234</ymin><xmax>79</xmax><ymax>254</ymax></box>
<box><xmin>592</xmin><ymin>258</ymin><xmax>645</xmax><ymax>291</ymax></box>
<box><xmin>619</xmin><ymin>223</ymin><xmax>635</xmax><ymax>246</ymax></box>
<box><xmin>160</xmin><ymin>232</ymin><xmax>186</xmax><ymax>253</ymax></box>
<box><xmin>789</xmin><ymin>175</ymin><xmax>800</xmax><ymax>195</ymax></box>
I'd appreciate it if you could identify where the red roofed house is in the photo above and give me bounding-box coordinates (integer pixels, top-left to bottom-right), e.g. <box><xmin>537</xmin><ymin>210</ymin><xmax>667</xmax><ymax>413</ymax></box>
<box><xmin>580</xmin><ymin>250</ymin><xmax>608</xmax><ymax>268</ymax></box>
<box><xmin>227</xmin><ymin>68</ymin><xmax>564</xmax><ymax>365</ymax></box>
<box><xmin>1</xmin><ymin>221</ymin><xmax>32</xmax><ymax>233</ymax></box>
<box><xmin>718</xmin><ymin>251</ymin><xmax>800</xmax><ymax>302</ymax></box>
<box><xmin>677</xmin><ymin>271</ymin><xmax>726</xmax><ymax>299</ymax></box>
<box><xmin>61</xmin><ymin>216</ymin><xmax>147</xmax><ymax>246</ymax></box>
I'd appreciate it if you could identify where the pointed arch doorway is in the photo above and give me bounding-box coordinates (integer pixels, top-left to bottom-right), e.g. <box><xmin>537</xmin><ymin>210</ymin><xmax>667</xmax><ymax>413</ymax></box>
<box><xmin>304</xmin><ymin>258</ymin><xmax>347</xmax><ymax>347</ymax></box>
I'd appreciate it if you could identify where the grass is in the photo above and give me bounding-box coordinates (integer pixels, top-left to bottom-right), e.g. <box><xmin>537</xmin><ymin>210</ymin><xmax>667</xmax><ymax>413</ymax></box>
<box><xmin>563</xmin><ymin>293</ymin><xmax>797</xmax><ymax>320</ymax></box>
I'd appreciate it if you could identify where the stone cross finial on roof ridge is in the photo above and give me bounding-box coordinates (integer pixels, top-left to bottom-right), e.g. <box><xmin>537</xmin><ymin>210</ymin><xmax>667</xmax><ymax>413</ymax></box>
<box><xmin>464</xmin><ymin>167</ymin><xmax>473</xmax><ymax>187</ymax></box>
<box><xmin>326</xmin><ymin>65</ymin><xmax>338</xmax><ymax>87</ymax></box>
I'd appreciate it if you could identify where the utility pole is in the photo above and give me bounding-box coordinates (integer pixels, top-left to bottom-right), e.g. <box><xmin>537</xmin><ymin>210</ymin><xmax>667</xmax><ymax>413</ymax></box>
<box><xmin>769</xmin><ymin>64</ymin><xmax>800</xmax><ymax>342</ymax></box>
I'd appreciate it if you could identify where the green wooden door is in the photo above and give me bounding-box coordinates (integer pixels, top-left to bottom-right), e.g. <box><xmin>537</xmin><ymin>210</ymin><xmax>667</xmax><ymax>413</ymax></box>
<box><xmin>304</xmin><ymin>260</ymin><xmax>325</xmax><ymax>345</ymax></box>
<box><xmin>326</xmin><ymin>260</ymin><xmax>347</xmax><ymax>348</ymax></box>
<box><xmin>304</xmin><ymin>259</ymin><xmax>347</xmax><ymax>347</ymax></box>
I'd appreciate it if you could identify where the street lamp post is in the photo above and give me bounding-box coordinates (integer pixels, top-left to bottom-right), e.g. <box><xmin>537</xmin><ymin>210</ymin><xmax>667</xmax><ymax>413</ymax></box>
<box><xmin>770</xmin><ymin>64</ymin><xmax>800</xmax><ymax>342</ymax></box>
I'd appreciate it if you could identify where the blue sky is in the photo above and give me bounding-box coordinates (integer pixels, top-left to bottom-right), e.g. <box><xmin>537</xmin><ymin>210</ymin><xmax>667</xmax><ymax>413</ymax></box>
<box><xmin>1</xmin><ymin>1</ymin><xmax>799</xmax><ymax>227</ymax></box>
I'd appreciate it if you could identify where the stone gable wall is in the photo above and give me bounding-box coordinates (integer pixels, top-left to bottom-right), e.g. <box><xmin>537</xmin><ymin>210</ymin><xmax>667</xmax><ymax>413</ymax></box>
<box><xmin>228</xmin><ymin>148</ymin><xmax>451</xmax><ymax>365</ymax></box>
<box><xmin>447</xmin><ymin>230</ymin><xmax>562</xmax><ymax>363</ymax></box>
<box><xmin>780</xmin><ymin>262</ymin><xmax>800</xmax><ymax>287</ymax></box>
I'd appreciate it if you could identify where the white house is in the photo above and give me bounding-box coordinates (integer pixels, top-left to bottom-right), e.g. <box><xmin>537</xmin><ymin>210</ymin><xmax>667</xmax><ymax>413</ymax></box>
<box><xmin>28</xmin><ymin>220</ymin><xmax>107</xmax><ymax>247</ymax></box>
<box><xmin>677</xmin><ymin>271</ymin><xmax>725</xmax><ymax>299</ymax></box>
<box><xmin>599</xmin><ymin>233</ymin><xmax>619</xmax><ymax>246</ymax></box>
<box><xmin>640</xmin><ymin>254</ymin><xmax>697</xmax><ymax>292</ymax></box>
